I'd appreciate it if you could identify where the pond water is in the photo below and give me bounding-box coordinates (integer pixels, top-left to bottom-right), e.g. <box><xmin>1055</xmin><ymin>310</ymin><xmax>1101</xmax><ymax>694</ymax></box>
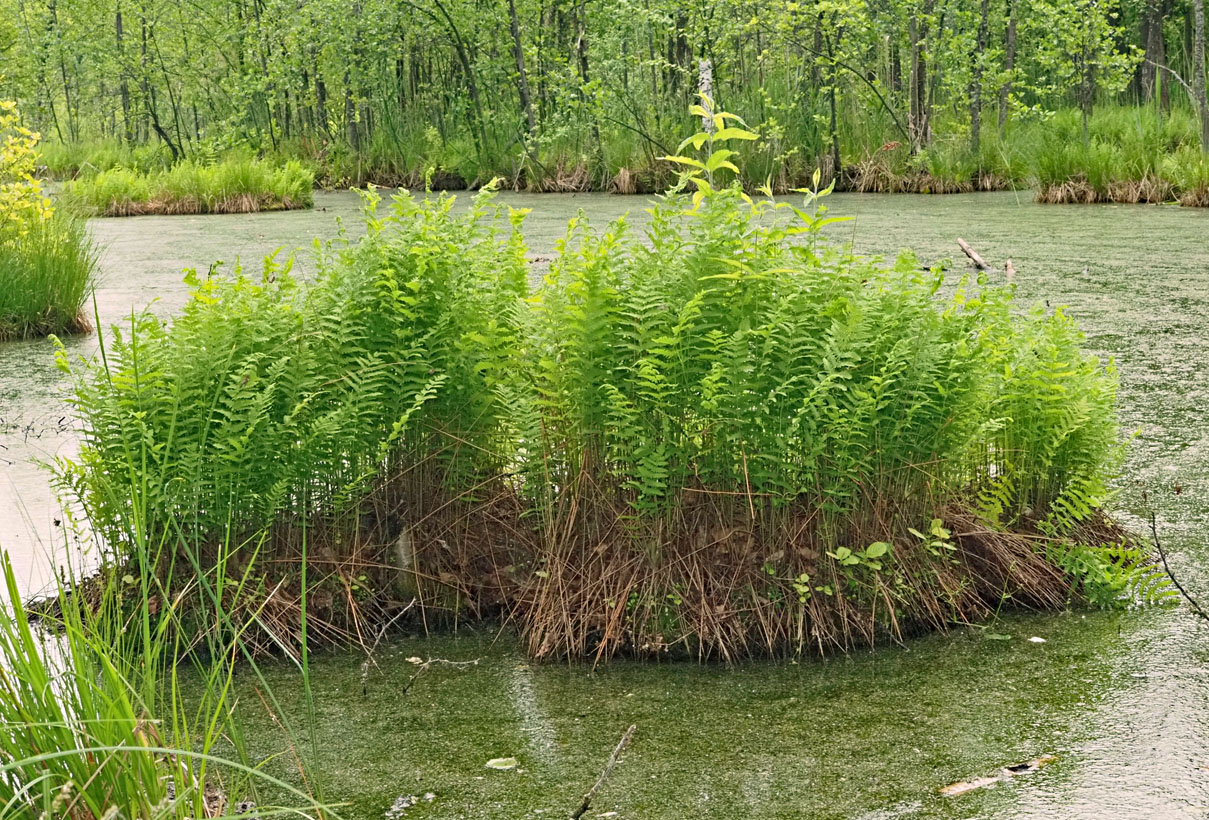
<box><xmin>3</xmin><ymin>190</ymin><xmax>1209</xmax><ymax>817</ymax></box>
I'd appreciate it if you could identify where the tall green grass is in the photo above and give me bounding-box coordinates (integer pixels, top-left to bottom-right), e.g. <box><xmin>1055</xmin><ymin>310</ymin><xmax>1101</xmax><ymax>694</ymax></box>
<box><xmin>62</xmin><ymin>158</ymin><xmax>315</xmax><ymax>217</ymax></box>
<box><xmin>41</xmin><ymin>103</ymin><xmax>1209</xmax><ymax>203</ymax></box>
<box><xmin>1031</xmin><ymin>105</ymin><xmax>1202</xmax><ymax>202</ymax></box>
<box><xmin>0</xmin><ymin>538</ymin><xmax>333</xmax><ymax>820</ymax></box>
<box><xmin>0</xmin><ymin>213</ymin><xmax>96</xmax><ymax>340</ymax></box>
<box><xmin>39</xmin><ymin>138</ymin><xmax>171</xmax><ymax>179</ymax></box>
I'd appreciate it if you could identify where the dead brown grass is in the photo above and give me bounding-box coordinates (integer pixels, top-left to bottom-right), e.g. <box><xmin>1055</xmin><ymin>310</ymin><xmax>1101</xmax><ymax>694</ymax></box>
<box><xmin>1179</xmin><ymin>185</ymin><xmax>1209</xmax><ymax>207</ymax></box>
<box><xmin>0</xmin><ymin>309</ymin><xmax>91</xmax><ymax>342</ymax></box>
<box><xmin>512</xmin><ymin>481</ymin><xmax>1091</xmax><ymax>662</ymax></box>
<box><xmin>190</xmin><ymin>464</ymin><xmax>1127</xmax><ymax>663</ymax></box>
<box><xmin>68</xmin><ymin>468</ymin><xmax>1126</xmax><ymax>663</ymax></box>
<box><xmin>1036</xmin><ymin>175</ymin><xmax>1173</xmax><ymax>205</ymax></box>
<box><xmin>848</xmin><ymin>154</ymin><xmax>1011</xmax><ymax>195</ymax></box>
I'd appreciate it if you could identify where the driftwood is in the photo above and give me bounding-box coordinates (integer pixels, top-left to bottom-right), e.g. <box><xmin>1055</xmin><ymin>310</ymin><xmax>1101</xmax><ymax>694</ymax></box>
<box><xmin>571</xmin><ymin>724</ymin><xmax>636</xmax><ymax>819</ymax></box>
<box><xmin>957</xmin><ymin>238</ymin><xmax>994</xmax><ymax>272</ymax></box>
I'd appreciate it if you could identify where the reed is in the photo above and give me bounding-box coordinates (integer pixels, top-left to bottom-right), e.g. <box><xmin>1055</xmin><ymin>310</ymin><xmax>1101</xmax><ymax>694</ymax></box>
<box><xmin>0</xmin><ymin>533</ymin><xmax>333</xmax><ymax>820</ymax></box>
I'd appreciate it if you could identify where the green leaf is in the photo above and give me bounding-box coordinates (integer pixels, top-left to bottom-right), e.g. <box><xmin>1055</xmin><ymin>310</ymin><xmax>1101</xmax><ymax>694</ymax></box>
<box><xmin>661</xmin><ymin>155</ymin><xmax>707</xmax><ymax>170</ymax></box>
<box><xmin>713</xmin><ymin>127</ymin><xmax>759</xmax><ymax>142</ymax></box>
<box><xmin>865</xmin><ymin>541</ymin><xmax>890</xmax><ymax>559</ymax></box>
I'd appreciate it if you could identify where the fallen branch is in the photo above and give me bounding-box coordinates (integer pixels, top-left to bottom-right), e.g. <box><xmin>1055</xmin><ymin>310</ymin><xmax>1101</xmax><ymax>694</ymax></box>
<box><xmin>957</xmin><ymin>238</ymin><xmax>995</xmax><ymax>272</ymax></box>
<box><xmin>1150</xmin><ymin>512</ymin><xmax>1209</xmax><ymax>621</ymax></box>
<box><xmin>571</xmin><ymin>724</ymin><xmax>636</xmax><ymax>820</ymax></box>
<box><xmin>1144</xmin><ymin>59</ymin><xmax>1195</xmax><ymax>98</ymax></box>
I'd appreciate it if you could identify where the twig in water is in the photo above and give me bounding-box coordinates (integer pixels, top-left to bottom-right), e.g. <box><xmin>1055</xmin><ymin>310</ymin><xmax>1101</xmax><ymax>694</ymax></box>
<box><xmin>398</xmin><ymin>653</ymin><xmax>478</xmax><ymax>691</ymax></box>
<box><xmin>1150</xmin><ymin>512</ymin><xmax>1209</xmax><ymax>621</ymax></box>
<box><xmin>571</xmin><ymin>724</ymin><xmax>636</xmax><ymax>820</ymax></box>
<box><xmin>361</xmin><ymin>599</ymin><xmax>417</xmax><ymax>695</ymax></box>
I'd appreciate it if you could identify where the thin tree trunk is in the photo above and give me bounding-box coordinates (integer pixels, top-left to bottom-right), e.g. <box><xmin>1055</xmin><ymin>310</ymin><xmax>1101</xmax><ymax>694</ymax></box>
<box><xmin>1142</xmin><ymin>0</ymin><xmax>1169</xmax><ymax>105</ymax></box>
<box><xmin>998</xmin><ymin>0</ymin><xmax>1017</xmax><ymax>132</ymax></box>
<box><xmin>508</xmin><ymin>0</ymin><xmax>536</xmax><ymax>135</ymax></box>
<box><xmin>116</xmin><ymin>2</ymin><xmax>132</xmax><ymax>143</ymax></box>
<box><xmin>908</xmin><ymin>0</ymin><xmax>932</xmax><ymax>148</ymax></box>
<box><xmin>577</xmin><ymin>1</ymin><xmax>605</xmax><ymax>179</ymax></box>
<box><xmin>826</xmin><ymin>32</ymin><xmax>841</xmax><ymax>184</ymax></box>
<box><xmin>312</xmin><ymin>47</ymin><xmax>328</xmax><ymax>137</ymax></box>
<box><xmin>970</xmin><ymin>0</ymin><xmax>989</xmax><ymax>153</ymax></box>
<box><xmin>1194</xmin><ymin>0</ymin><xmax>1209</xmax><ymax>149</ymax></box>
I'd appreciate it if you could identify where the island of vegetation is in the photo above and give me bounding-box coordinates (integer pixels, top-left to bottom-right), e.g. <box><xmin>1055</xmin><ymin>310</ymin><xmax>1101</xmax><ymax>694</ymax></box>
<box><xmin>52</xmin><ymin>110</ymin><xmax>1150</xmax><ymax>666</ymax></box>
<box><xmin>60</xmin><ymin>157</ymin><xmax>315</xmax><ymax>217</ymax></box>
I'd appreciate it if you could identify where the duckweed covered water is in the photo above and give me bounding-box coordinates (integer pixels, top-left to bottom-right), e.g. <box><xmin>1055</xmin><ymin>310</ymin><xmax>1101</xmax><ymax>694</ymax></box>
<box><xmin>3</xmin><ymin>191</ymin><xmax>1209</xmax><ymax>816</ymax></box>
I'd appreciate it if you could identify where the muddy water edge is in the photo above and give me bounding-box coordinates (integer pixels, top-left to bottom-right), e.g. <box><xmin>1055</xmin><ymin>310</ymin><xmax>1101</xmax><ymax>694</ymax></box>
<box><xmin>2</xmin><ymin>190</ymin><xmax>1208</xmax><ymax>818</ymax></box>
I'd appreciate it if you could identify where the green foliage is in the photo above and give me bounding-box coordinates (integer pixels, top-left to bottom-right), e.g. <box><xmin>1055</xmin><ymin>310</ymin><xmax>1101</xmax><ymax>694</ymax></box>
<box><xmin>62</xmin><ymin>158</ymin><xmax>315</xmax><ymax>216</ymax></box>
<box><xmin>38</xmin><ymin>138</ymin><xmax>171</xmax><ymax>178</ymax></box>
<box><xmin>57</xmin><ymin>185</ymin><xmax>524</xmax><ymax>554</ymax></box>
<box><xmin>7</xmin><ymin>0</ymin><xmax>1198</xmax><ymax>196</ymax></box>
<box><xmin>1048</xmin><ymin>539</ymin><xmax>1178</xmax><ymax>608</ymax></box>
<box><xmin>520</xmin><ymin>141</ymin><xmax>1118</xmax><ymax>534</ymax></box>
<box><xmin>508</xmin><ymin>118</ymin><xmax>1131</xmax><ymax>656</ymax></box>
<box><xmin>0</xmin><ymin>99</ymin><xmax>95</xmax><ymax>340</ymax></box>
<box><xmin>0</xmin><ymin>211</ymin><xmax>95</xmax><ymax>339</ymax></box>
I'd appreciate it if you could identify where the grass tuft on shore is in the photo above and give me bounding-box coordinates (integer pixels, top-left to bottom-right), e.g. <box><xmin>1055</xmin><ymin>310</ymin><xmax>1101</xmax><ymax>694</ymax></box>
<box><xmin>0</xmin><ymin>100</ymin><xmax>96</xmax><ymax>341</ymax></box>
<box><xmin>0</xmin><ymin>538</ymin><xmax>333</xmax><ymax>820</ymax></box>
<box><xmin>0</xmin><ymin>214</ymin><xmax>96</xmax><ymax>341</ymax></box>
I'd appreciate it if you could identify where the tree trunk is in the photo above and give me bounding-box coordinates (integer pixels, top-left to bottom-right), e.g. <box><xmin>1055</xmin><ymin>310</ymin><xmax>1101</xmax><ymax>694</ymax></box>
<box><xmin>1194</xmin><ymin>0</ymin><xmax>1209</xmax><ymax>149</ymax></box>
<box><xmin>1142</xmin><ymin>0</ymin><xmax>1169</xmax><ymax>105</ymax></box>
<box><xmin>908</xmin><ymin>0</ymin><xmax>932</xmax><ymax>148</ymax></box>
<box><xmin>577</xmin><ymin>1</ymin><xmax>605</xmax><ymax>179</ymax></box>
<box><xmin>507</xmin><ymin>0</ymin><xmax>535</xmax><ymax>135</ymax></box>
<box><xmin>344</xmin><ymin>68</ymin><xmax>357</xmax><ymax>149</ymax></box>
<box><xmin>826</xmin><ymin>33</ymin><xmax>841</xmax><ymax>184</ymax></box>
<box><xmin>998</xmin><ymin>0</ymin><xmax>1017</xmax><ymax>132</ymax></box>
<box><xmin>890</xmin><ymin>39</ymin><xmax>902</xmax><ymax>94</ymax></box>
<box><xmin>970</xmin><ymin>0</ymin><xmax>989</xmax><ymax>154</ymax></box>
<box><xmin>116</xmin><ymin>2</ymin><xmax>132</xmax><ymax>143</ymax></box>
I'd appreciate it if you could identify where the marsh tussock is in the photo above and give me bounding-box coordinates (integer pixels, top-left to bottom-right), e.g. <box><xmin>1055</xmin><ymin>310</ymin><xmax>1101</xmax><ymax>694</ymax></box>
<box><xmin>1035</xmin><ymin>175</ymin><xmax>1174</xmax><ymax>204</ymax></box>
<box><xmin>55</xmin><ymin>172</ymin><xmax>1144</xmax><ymax>661</ymax></box>
<box><xmin>0</xmin><ymin>101</ymin><xmax>97</xmax><ymax>341</ymax></box>
<box><xmin>63</xmin><ymin>158</ymin><xmax>315</xmax><ymax>217</ymax></box>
